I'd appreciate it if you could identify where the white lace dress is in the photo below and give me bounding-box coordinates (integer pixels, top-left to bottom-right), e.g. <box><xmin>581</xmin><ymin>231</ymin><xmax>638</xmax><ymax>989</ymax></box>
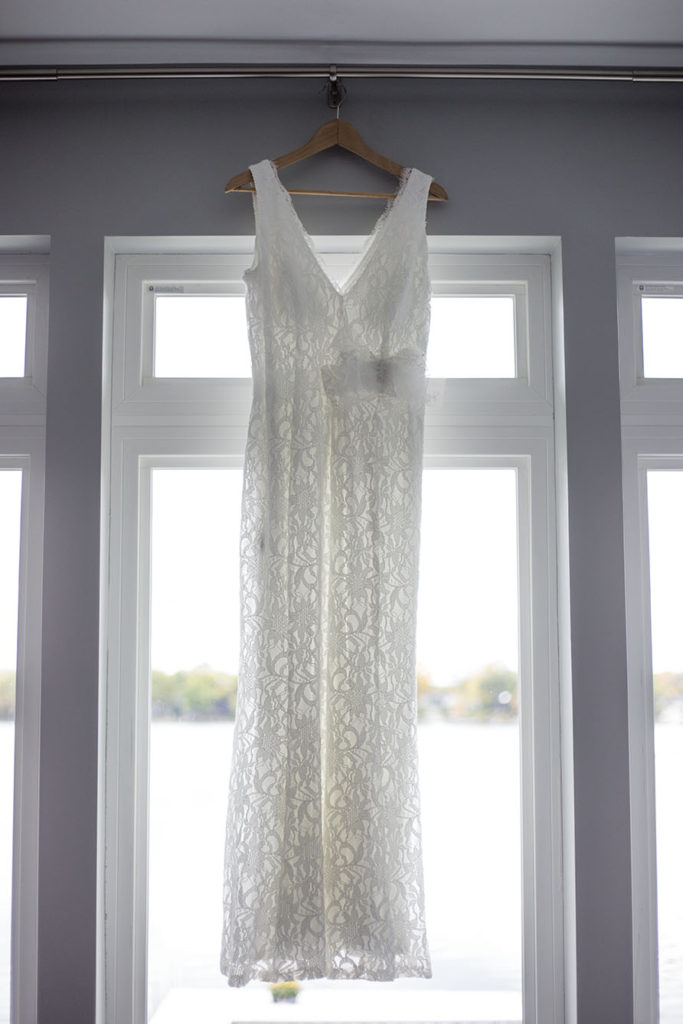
<box><xmin>221</xmin><ymin>159</ymin><xmax>433</xmax><ymax>985</ymax></box>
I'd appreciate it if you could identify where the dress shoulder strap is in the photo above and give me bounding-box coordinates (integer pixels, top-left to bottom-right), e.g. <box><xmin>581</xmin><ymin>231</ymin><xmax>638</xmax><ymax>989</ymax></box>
<box><xmin>398</xmin><ymin>168</ymin><xmax>433</xmax><ymax>227</ymax></box>
<box><xmin>248</xmin><ymin>159</ymin><xmax>275</xmax><ymax>196</ymax></box>
<box><xmin>248</xmin><ymin>159</ymin><xmax>287</xmax><ymax>230</ymax></box>
<box><xmin>247</xmin><ymin>160</ymin><xmax>293</xmax><ymax>271</ymax></box>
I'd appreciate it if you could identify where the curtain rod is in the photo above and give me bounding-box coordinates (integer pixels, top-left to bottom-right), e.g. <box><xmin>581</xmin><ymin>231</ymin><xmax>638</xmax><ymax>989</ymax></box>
<box><xmin>1</xmin><ymin>63</ymin><xmax>683</xmax><ymax>84</ymax></box>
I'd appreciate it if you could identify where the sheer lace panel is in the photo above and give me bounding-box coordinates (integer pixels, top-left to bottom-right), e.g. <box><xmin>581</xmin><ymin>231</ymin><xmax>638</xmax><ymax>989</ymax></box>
<box><xmin>222</xmin><ymin>158</ymin><xmax>433</xmax><ymax>986</ymax></box>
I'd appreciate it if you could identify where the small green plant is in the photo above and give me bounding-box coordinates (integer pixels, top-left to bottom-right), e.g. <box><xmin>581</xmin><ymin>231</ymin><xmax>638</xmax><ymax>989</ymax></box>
<box><xmin>269</xmin><ymin>980</ymin><xmax>301</xmax><ymax>1003</ymax></box>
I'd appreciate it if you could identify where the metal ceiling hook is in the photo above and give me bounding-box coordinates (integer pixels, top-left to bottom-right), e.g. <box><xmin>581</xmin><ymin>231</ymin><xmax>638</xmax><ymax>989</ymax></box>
<box><xmin>327</xmin><ymin>65</ymin><xmax>347</xmax><ymax>115</ymax></box>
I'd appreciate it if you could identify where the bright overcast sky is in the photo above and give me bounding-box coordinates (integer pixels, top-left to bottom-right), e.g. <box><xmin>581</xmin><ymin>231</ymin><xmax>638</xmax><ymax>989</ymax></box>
<box><xmin>0</xmin><ymin>472</ymin><xmax>22</xmax><ymax>672</ymax></box>
<box><xmin>647</xmin><ymin>471</ymin><xmax>683</xmax><ymax>675</ymax></box>
<box><xmin>148</xmin><ymin>465</ymin><xmax>519</xmax><ymax>683</ymax></box>
<box><xmin>2</xmin><ymin>297</ymin><xmax>683</xmax><ymax>677</ymax></box>
<box><xmin>4</xmin><ymin>458</ymin><xmax>681</xmax><ymax>679</ymax></box>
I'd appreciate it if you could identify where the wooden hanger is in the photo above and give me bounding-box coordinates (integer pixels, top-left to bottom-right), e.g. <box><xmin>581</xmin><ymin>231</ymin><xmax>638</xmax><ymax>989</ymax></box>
<box><xmin>224</xmin><ymin>116</ymin><xmax>448</xmax><ymax>201</ymax></box>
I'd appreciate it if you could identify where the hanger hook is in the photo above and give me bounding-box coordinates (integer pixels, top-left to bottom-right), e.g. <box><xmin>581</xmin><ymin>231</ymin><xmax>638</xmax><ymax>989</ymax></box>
<box><xmin>327</xmin><ymin>65</ymin><xmax>347</xmax><ymax>117</ymax></box>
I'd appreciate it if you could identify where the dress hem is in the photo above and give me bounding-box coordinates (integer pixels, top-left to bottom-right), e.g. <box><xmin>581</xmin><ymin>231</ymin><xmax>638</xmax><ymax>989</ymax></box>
<box><xmin>222</xmin><ymin>955</ymin><xmax>433</xmax><ymax>988</ymax></box>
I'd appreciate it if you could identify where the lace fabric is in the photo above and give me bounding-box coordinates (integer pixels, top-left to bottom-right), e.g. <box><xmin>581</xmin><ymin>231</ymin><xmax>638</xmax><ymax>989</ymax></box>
<box><xmin>221</xmin><ymin>158</ymin><xmax>433</xmax><ymax>986</ymax></box>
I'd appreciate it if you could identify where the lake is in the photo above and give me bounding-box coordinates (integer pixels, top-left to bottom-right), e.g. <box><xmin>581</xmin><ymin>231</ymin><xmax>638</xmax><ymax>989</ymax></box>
<box><xmin>148</xmin><ymin>721</ymin><xmax>523</xmax><ymax>1022</ymax></box>
<box><xmin>1</xmin><ymin>721</ymin><xmax>682</xmax><ymax>1022</ymax></box>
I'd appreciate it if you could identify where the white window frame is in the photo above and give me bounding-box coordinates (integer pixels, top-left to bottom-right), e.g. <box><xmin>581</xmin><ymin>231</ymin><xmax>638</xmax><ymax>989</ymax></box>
<box><xmin>0</xmin><ymin>249</ymin><xmax>49</xmax><ymax>1024</ymax></box>
<box><xmin>100</xmin><ymin>238</ymin><xmax>564</xmax><ymax>1024</ymax></box>
<box><xmin>0</xmin><ymin>255</ymin><xmax>49</xmax><ymax>416</ymax></box>
<box><xmin>617</xmin><ymin>242</ymin><xmax>683</xmax><ymax>1023</ymax></box>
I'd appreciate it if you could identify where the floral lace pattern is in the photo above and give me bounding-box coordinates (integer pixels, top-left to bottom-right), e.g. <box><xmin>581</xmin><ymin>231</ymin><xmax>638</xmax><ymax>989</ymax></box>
<box><xmin>221</xmin><ymin>159</ymin><xmax>433</xmax><ymax>986</ymax></box>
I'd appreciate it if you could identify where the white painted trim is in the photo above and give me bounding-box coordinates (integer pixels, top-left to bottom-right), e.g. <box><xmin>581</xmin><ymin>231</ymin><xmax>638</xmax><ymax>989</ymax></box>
<box><xmin>0</xmin><ymin>447</ymin><xmax>44</xmax><ymax>1024</ymax></box>
<box><xmin>549</xmin><ymin>241</ymin><xmax>577</xmax><ymax>1024</ymax></box>
<box><xmin>622</xmin><ymin>441</ymin><xmax>658</xmax><ymax>1024</ymax></box>
<box><xmin>621</xmin><ymin>437</ymin><xmax>683</xmax><ymax>1024</ymax></box>
<box><xmin>111</xmin><ymin>249</ymin><xmax>553</xmax><ymax>426</ymax></box>
<box><xmin>0</xmin><ymin>245</ymin><xmax>49</xmax><ymax>1024</ymax></box>
<box><xmin>0</xmin><ymin>238</ymin><xmax>50</xmax><ymax>256</ymax></box>
<box><xmin>616</xmin><ymin>251</ymin><xmax>683</xmax><ymax>421</ymax></box>
<box><xmin>97</xmin><ymin>230</ymin><xmax>116</xmax><ymax>1024</ymax></box>
<box><xmin>2</xmin><ymin>443</ymin><xmax>44</xmax><ymax>1024</ymax></box>
<box><xmin>0</xmin><ymin>256</ymin><xmax>49</xmax><ymax>419</ymax></box>
<box><xmin>105</xmin><ymin>234</ymin><xmax>561</xmax><ymax>258</ymax></box>
<box><xmin>101</xmin><ymin>239</ymin><xmax>564</xmax><ymax>1024</ymax></box>
<box><xmin>617</xmin><ymin>242</ymin><xmax>683</xmax><ymax>1024</ymax></box>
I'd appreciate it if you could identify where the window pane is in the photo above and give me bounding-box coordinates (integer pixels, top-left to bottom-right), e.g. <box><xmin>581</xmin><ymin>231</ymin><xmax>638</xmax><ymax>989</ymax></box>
<box><xmin>0</xmin><ymin>296</ymin><xmax>27</xmax><ymax>377</ymax></box>
<box><xmin>427</xmin><ymin>296</ymin><xmax>516</xmax><ymax>378</ymax></box>
<box><xmin>647</xmin><ymin>470</ymin><xmax>683</xmax><ymax>1022</ymax></box>
<box><xmin>148</xmin><ymin>469</ymin><xmax>241</xmax><ymax>1023</ymax></box>
<box><xmin>154</xmin><ymin>295</ymin><xmax>250</xmax><ymax>378</ymax></box>
<box><xmin>152</xmin><ymin>293</ymin><xmax>518</xmax><ymax>381</ymax></box>
<box><xmin>417</xmin><ymin>468</ymin><xmax>521</xmax><ymax>1018</ymax></box>
<box><xmin>642</xmin><ymin>296</ymin><xmax>683</xmax><ymax>378</ymax></box>
<box><xmin>147</xmin><ymin>466</ymin><xmax>521</xmax><ymax>1022</ymax></box>
<box><xmin>0</xmin><ymin>470</ymin><xmax>22</xmax><ymax>1021</ymax></box>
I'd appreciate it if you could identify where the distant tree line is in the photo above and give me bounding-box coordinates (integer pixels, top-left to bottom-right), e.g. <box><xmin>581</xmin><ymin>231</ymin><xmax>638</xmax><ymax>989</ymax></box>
<box><xmin>147</xmin><ymin>668</ymin><xmax>683</xmax><ymax>725</ymax></box>
<box><xmin>151</xmin><ymin>663</ymin><xmax>521</xmax><ymax>723</ymax></box>
<box><xmin>0</xmin><ymin>671</ymin><xmax>14</xmax><ymax>719</ymax></box>
<box><xmin>1</xmin><ymin>666</ymin><xmax>682</xmax><ymax>724</ymax></box>
<box><xmin>653</xmin><ymin>672</ymin><xmax>683</xmax><ymax>722</ymax></box>
<box><xmin>152</xmin><ymin>667</ymin><xmax>238</xmax><ymax>720</ymax></box>
<box><xmin>418</xmin><ymin>663</ymin><xmax>518</xmax><ymax>722</ymax></box>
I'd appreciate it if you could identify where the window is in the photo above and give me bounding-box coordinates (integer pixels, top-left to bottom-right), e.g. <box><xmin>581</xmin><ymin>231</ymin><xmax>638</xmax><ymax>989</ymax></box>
<box><xmin>0</xmin><ymin>470</ymin><xmax>22</xmax><ymax>1022</ymax></box>
<box><xmin>618</xmin><ymin>245</ymin><xmax>683</xmax><ymax>1023</ymax></box>
<box><xmin>427</xmin><ymin>294</ymin><xmax>516</xmax><ymax>377</ymax></box>
<box><xmin>149</xmin><ymin>289</ymin><xmax>520</xmax><ymax>382</ymax></box>
<box><xmin>0</xmin><ymin>297</ymin><xmax>27</xmax><ymax>377</ymax></box>
<box><xmin>152</xmin><ymin>292</ymin><xmax>250</xmax><ymax>378</ymax></box>
<box><xmin>101</xmin><ymin>241</ymin><xmax>563</xmax><ymax>1024</ymax></box>
<box><xmin>0</xmin><ymin>251</ymin><xmax>48</xmax><ymax>1024</ymax></box>
<box><xmin>0</xmin><ymin>257</ymin><xmax>48</xmax><ymax>405</ymax></box>
<box><xmin>641</xmin><ymin>292</ymin><xmax>683</xmax><ymax>378</ymax></box>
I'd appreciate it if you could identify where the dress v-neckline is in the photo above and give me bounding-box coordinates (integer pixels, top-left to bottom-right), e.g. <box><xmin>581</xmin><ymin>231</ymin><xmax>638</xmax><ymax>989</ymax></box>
<box><xmin>265</xmin><ymin>159</ymin><xmax>416</xmax><ymax>299</ymax></box>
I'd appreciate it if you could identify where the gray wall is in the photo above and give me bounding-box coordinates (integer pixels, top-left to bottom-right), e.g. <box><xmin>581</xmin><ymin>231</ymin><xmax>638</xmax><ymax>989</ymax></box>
<box><xmin>2</xmin><ymin>75</ymin><xmax>683</xmax><ymax>1024</ymax></box>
